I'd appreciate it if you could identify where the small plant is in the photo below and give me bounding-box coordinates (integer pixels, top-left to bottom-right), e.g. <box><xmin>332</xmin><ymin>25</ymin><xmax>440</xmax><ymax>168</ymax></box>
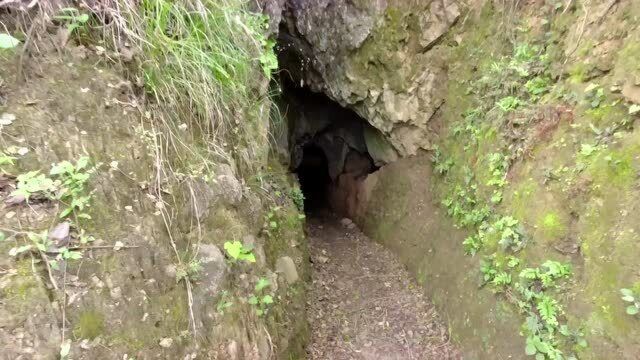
<box><xmin>8</xmin><ymin>230</ymin><xmax>82</xmax><ymax>269</ymax></box>
<box><xmin>0</xmin><ymin>151</ymin><xmax>16</xmax><ymax>171</ymax></box>
<box><xmin>289</xmin><ymin>187</ymin><xmax>305</xmax><ymax>212</ymax></box>
<box><xmin>463</xmin><ymin>234</ymin><xmax>483</xmax><ymax>256</ymax></box>
<box><xmin>497</xmin><ymin>96</ymin><xmax>522</xmax><ymax>112</ymax></box>
<box><xmin>486</xmin><ymin>153</ymin><xmax>509</xmax><ymax>204</ymax></box>
<box><xmin>223</xmin><ymin>241</ymin><xmax>256</xmax><ymax>263</ymax></box>
<box><xmin>492</xmin><ymin>216</ymin><xmax>526</xmax><ymax>251</ymax></box>
<box><xmin>578</xmin><ymin>143</ymin><xmax>599</xmax><ymax>157</ymax></box>
<box><xmin>50</xmin><ymin>157</ymin><xmax>94</xmax><ymax>218</ymax></box>
<box><xmin>11</xmin><ymin>171</ymin><xmax>58</xmax><ymax>200</ymax></box>
<box><xmin>525</xmin><ymin>76</ymin><xmax>551</xmax><ymax>97</ymax></box>
<box><xmin>175</xmin><ymin>259</ymin><xmax>203</xmax><ymax>282</ymax></box>
<box><xmin>621</xmin><ymin>288</ymin><xmax>640</xmax><ymax>315</ymax></box>
<box><xmin>53</xmin><ymin>8</ymin><xmax>90</xmax><ymax>34</ymax></box>
<box><xmin>11</xmin><ymin>157</ymin><xmax>95</xmax><ymax>220</ymax></box>
<box><xmin>216</xmin><ymin>290</ymin><xmax>233</xmax><ymax>314</ymax></box>
<box><xmin>431</xmin><ymin>148</ymin><xmax>455</xmax><ymax>175</ymax></box>
<box><xmin>262</xmin><ymin>205</ymin><xmax>284</xmax><ymax>238</ymax></box>
<box><xmin>249</xmin><ymin>277</ymin><xmax>274</xmax><ymax>316</ymax></box>
<box><xmin>584</xmin><ymin>83</ymin><xmax>605</xmax><ymax>109</ymax></box>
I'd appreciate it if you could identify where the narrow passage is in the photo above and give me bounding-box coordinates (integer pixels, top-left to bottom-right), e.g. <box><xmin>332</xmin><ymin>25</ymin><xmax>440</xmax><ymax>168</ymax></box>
<box><xmin>306</xmin><ymin>215</ymin><xmax>461</xmax><ymax>359</ymax></box>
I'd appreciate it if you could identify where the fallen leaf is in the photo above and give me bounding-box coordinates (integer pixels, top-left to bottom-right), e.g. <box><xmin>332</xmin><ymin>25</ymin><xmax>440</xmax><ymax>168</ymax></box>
<box><xmin>0</xmin><ymin>33</ymin><xmax>20</xmax><ymax>49</ymax></box>
<box><xmin>159</xmin><ymin>337</ymin><xmax>173</xmax><ymax>348</ymax></box>
<box><xmin>5</xmin><ymin>194</ymin><xmax>26</xmax><ymax>205</ymax></box>
<box><xmin>113</xmin><ymin>241</ymin><xmax>124</xmax><ymax>251</ymax></box>
<box><xmin>0</xmin><ymin>113</ymin><xmax>16</xmax><ymax>125</ymax></box>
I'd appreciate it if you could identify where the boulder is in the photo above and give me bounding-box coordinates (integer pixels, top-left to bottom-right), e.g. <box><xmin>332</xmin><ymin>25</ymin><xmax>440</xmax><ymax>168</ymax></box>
<box><xmin>275</xmin><ymin>256</ymin><xmax>299</xmax><ymax>284</ymax></box>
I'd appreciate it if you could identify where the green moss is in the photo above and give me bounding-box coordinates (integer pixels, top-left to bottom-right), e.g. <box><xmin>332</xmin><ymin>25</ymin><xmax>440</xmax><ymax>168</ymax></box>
<box><xmin>350</xmin><ymin>6</ymin><xmax>408</xmax><ymax>89</ymax></box>
<box><xmin>508</xmin><ymin>178</ymin><xmax>538</xmax><ymax>221</ymax></box>
<box><xmin>1</xmin><ymin>260</ymin><xmax>39</xmax><ymax>301</ymax></box>
<box><xmin>568</xmin><ymin>62</ymin><xmax>594</xmax><ymax>84</ymax></box>
<box><xmin>538</xmin><ymin>212</ymin><xmax>568</xmax><ymax>241</ymax></box>
<box><xmin>583</xmin><ymin>104</ymin><xmax>628</xmax><ymax>128</ymax></box>
<box><xmin>73</xmin><ymin>310</ymin><xmax>105</xmax><ymax>339</ymax></box>
<box><xmin>208</xmin><ymin>207</ymin><xmax>248</xmax><ymax>242</ymax></box>
<box><xmin>616</xmin><ymin>39</ymin><xmax>640</xmax><ymax>78</ymax></box>
<box><xmin>587</xmin><ymin>149</ymin><xmax>636</xmax><ymax>189</ymax></box>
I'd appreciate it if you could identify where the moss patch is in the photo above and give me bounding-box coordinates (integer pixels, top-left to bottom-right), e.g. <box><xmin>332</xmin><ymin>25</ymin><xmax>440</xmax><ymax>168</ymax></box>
<box><xmin>539</xmin><ymin>212</ymin><xmax>568</xmax><ymax>240</ymax></box>
<box><xmin>73</xmin><ymin>310</ymin><xmax>105</xmax><ymax>339</ymax></box>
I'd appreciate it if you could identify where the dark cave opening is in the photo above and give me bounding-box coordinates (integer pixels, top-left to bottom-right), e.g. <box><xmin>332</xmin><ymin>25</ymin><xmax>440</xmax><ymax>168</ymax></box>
<box><xmin>295</xmin><ymin>144</ymin><xmax>331</xmax><ymax>213</ymax></box>
<box><xmin>274</xmin><ymin>27</ymin><xmax>395</xmax><ymax>217</ymax></box>
<box><xmin>278</xmin><ymin>82</ymin><xmax>380</xmax><ymax>217</ymax></box>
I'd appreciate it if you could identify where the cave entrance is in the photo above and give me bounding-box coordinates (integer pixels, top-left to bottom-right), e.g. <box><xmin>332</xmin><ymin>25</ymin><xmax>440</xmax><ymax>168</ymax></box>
<box><xmin>296</xmin><ymin>144</ymin><xmax>331</xmax><ymax>212</ymax></box>
<box><xmin>279</xmin><ymin>83</ymin><xmax>380</xmax><ymax>217</ymax></box>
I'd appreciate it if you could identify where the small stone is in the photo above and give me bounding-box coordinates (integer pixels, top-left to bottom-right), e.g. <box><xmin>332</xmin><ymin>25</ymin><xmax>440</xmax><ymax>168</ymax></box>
<box><xmin>49</xmin><ymin>222</ymin><xmax>70</xmax><ymax>243</ymax></box>
<box><xmin>113</xmin><ymin>241</ymin><xmax>124</xmax><ymax>251</ymax></box>
<box><xmin>227</xmin><ymin>340</ymin><xmax>238</xmax><ymax>360</ymax></box>
<box><xmin>110</xmin><ymin>286</ymin><xmax>122</xmax><ymax>300</ymax></box>
<box><xmin>0</xmin><ymin>113</ymin><xmax>15</xmax><ymax>125</ymax></box>
<box><xmin>91</xmin><ymin>275</ymin><xmax>105</xmax><ymax>289</ymax></box>
<box><xmin>340</xmin><ymin>218</ymin><xmax>353</xmax><ymax>227</ymax></box>
<box><xmin>159</xmin><ymin>337</ymin><xmax>173</xmax><ymax>348</ymax></box>
<box><xmin>276</xmin><ymin>256</ymin><xmax>299</xmax><ymax>284</ymax></box>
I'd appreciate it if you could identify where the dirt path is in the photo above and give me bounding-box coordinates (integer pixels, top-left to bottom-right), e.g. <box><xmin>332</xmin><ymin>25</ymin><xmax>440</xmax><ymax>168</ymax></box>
<box><xmin>306</xmin><ymin>215</ymin><xmax>461</xmax><ymax>359</ymax></box>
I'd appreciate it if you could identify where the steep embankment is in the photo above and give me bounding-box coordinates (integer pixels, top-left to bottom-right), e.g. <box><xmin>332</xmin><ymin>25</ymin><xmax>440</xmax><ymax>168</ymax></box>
<box><xmin>0</xmin><ymin>2</ymin><xmax>309</xmax><ymax>359</ymax></box>
<box><xmin>277</xmin><ymin>0</ymin><xmax>640</xmax><ymax>359</ymax></box>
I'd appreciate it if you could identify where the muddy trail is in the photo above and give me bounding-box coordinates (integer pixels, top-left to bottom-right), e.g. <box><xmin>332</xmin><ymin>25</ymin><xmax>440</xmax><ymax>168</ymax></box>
<box><xmin>305</xmin><ymin>215</ymin><xmax>460</xmax><ymax>359</ymax></box>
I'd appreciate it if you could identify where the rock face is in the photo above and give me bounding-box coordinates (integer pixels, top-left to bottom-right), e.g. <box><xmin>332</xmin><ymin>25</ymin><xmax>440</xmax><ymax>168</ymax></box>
<box><xmin>279</xmin><ymin>0</ymin><xmax>460</xmax><ymax>156</ymax></box>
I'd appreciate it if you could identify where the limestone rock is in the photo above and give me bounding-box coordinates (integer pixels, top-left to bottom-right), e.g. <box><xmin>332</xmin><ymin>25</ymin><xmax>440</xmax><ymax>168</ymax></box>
<box><xmin>364</xmin><ymin>125</ymin><xmax>398</xmax><ymax>166</ymax></box>
<box><xmin>197</xmin><ymin>244</ymin><xmax>227</xmax><ymax>294</ymax></box>
<box><xmin>279</xmin><ymin>0</ymin><xmax>460</xmax><ymax>157</ymax></box>
<box><xmin>215</xmin><ymin>164</ymin><xmax>243</xmax><ymax>205</ymax></box>
<box><xmin>622</xmin><ymin>82</ymin><xmax>640</xmax><ymax>104</ymax></box>
<box><xmin>340</xmin><ymin>218</ymin><xmax>353</xmax><ymax>227</ymax></box>
<box><xmin>275</xmin><ymin>256</ymin><xmax>299</xmax><ymax>284</ymax></box>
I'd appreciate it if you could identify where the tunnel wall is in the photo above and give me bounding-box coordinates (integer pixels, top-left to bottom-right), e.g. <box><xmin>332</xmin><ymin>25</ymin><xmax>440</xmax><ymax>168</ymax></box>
<box><xmin>355</xmin><ymin>155</ymin><xmax>524</xmax><ymax>358</ymax></box>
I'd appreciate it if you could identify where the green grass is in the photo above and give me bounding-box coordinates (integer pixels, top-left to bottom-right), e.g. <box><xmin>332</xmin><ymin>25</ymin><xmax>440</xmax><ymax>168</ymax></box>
<box><xmin>112</xmin><ymin>0</ymin><xmax>277</xmax><ymax>172</ymax></box>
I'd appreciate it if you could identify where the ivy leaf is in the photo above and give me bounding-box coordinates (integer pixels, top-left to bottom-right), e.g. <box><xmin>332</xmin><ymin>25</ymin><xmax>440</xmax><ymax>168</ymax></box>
<box><xmin>0</xmin><ymin>33</ymin><xmax>20</xmax><ymax>49</ymax></box>
<box><xmin>626</xmin><ymin>305</ymin><xmax>639</xmax><ymax>315</ymax></box>
<box><xmin>224</xmin><ymin>241</ymin><xmax>242</xmax><ymax>260</ymax></box>
<box><xmin>238</xmin><ymin>252</ymin><xmax>256</xmax><ymax>263</ymax></box>
<box><xmin>261</xmin><ymin>295</ymin><xmax>273</xmax><ymax>305</ymax></box>
<box><xmin>247</xmin><ymin>296</ymin><xmax>258</xmax><ymax>305</ymax></box>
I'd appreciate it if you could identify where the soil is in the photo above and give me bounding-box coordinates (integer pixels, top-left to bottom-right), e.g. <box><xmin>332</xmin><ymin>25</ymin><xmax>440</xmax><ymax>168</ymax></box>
<box><xmin>306</xmin><ymin>214</ymin><xmax>460</xmax><ymax>359</ymax></box>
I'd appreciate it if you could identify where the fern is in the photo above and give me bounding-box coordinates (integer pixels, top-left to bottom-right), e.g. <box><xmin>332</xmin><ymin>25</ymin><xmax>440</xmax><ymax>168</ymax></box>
<box><xmin>537</xmin><ymin>296</ymin><xmax>558</xmax><ymax>327</ymax></box>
